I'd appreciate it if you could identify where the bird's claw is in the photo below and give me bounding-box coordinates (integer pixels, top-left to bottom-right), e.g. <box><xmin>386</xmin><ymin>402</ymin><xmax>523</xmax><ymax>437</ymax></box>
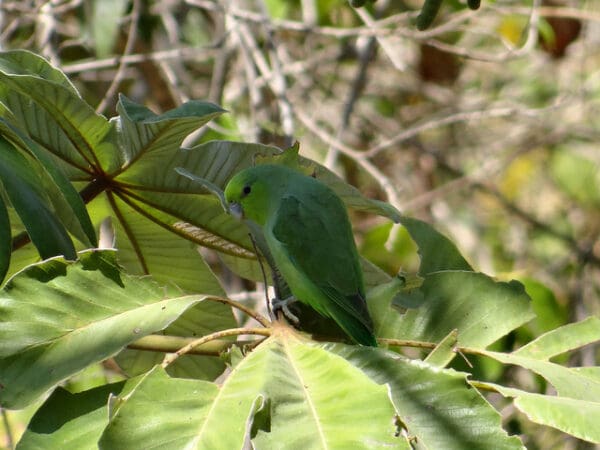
<box><xmin>272</xmin><ymin>296</ymin><xmax>300</xmax><ymax>324</ymax></box>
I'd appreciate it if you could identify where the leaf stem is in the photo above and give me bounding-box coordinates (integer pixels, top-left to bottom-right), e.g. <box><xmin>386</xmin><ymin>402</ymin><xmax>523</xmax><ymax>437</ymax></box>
<box><xmin>379</xmin><ymin>337</ymin><xmax>437</xmax><ymax>349</ymax></box>
<box><xmin>380</xmin><ymin>338</ymin><xmax>484</xmax><ymax>358</ymax></box>
<box><xmin>1</xmin><ymin>408</ymin><xmax>14</xmax><ymax>450</ymax></box>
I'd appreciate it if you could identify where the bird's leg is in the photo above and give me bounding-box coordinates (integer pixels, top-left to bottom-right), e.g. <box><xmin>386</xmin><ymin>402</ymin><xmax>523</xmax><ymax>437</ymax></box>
<box><xmin>271</xmin><ymin>296</ymin><xmax>300</xmax><ymax>324</ymax></box>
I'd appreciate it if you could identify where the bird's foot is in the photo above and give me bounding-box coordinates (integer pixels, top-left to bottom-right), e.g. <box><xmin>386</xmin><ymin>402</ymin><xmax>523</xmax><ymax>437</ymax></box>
<box><xmin>272</xmin><ymin>296</ymin><xmax>300</xmax><ymax>324</ymax></box>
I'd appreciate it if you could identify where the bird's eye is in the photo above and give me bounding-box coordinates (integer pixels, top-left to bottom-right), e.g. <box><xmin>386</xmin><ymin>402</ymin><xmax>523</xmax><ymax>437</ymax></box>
<box><xmin>242</xmin><ymin>185</ymin><xmax>251</xmax><ymax>195</ymax></box>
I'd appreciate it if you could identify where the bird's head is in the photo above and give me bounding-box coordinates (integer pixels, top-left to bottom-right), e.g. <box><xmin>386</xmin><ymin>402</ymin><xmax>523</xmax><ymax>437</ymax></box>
<box><xmin>224</xmin><ymin>165</ymin><xmax>280</xmax><ymax>225</ymax></box>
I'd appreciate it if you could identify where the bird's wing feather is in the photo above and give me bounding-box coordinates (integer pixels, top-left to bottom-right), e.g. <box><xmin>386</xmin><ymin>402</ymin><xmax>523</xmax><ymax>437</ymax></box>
<box><xmin>267</xmin><ymin>188</ymin><xmax>373</xmax><ymax>332</ymax></box>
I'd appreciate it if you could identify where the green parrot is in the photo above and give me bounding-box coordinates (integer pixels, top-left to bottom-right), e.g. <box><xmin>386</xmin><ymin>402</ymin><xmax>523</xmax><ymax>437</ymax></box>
<box><xmin>224</xmin><ymin>164</ymin><xmax>377</xmax><ymax>346</ymax></box>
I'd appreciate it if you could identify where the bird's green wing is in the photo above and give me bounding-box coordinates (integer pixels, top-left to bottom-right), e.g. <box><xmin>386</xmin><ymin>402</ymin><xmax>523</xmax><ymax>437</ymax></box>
<box><xmin>267</xmin><ymin>188</ymin><xmax>375</xmax><ymax>345</ymax></box>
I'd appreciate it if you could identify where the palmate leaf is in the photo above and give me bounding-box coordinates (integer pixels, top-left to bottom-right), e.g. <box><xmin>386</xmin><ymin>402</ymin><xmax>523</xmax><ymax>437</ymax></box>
<box><xmin>0</xmin><ymin>50</ymin><xmax>230</xmax><ymax>293</ymax></box>
<box><xmin>98</xmin><ymin>333</ymin><xmax>525</xmax><ymax>450</ymax></box>
<box><xmin>0</xmin><ymin>250</ymin><xmax>209</xmax><ymax>409</ymax></box>
<box><xmin>0</xmin><ymin>51</ymin><xmax>395</xmax><ymax>293</ymax></box>
<box><xmin>100</xmin><ymin>334</ymin><xmax>402</xmax><ymax>450</ymax></box>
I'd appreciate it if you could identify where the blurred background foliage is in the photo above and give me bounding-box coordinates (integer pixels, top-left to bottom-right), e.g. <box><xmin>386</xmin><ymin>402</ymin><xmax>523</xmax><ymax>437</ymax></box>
<box><xmin>0</xmin><ymin>0</ymin><xmax>598</xmax><ymax>448</ymax></box>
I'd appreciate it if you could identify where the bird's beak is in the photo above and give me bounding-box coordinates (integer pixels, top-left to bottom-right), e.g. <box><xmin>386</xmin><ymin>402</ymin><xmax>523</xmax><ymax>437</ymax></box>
<box><xmin>228</xmin><ymin>202</ymin><xmax>244</xmax><ymax>219</ymax></box>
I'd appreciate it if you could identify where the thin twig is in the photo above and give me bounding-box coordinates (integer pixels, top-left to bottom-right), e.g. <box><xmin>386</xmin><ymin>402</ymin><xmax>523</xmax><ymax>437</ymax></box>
<box><xmin>161</xmin><ymin>327</ymin><xmax>271</xmax><ymax>367</ymax></box>
<box><xmin>365</xmin><ymin>106</ymin><xmax>544</xmax><ymax>158</ymax></box>
<box><xmin>324</xmin><ymin>33</ymin><xmax>377</xmax><ymax>169</ymax></box>
<box><xmin>96</xmin><ymin>0</ymin><xmax>141</xmax><ymax>114</ymax></box>
<box><xmin>127</xmin><ymin>334</ymin><xmax>246</xmax><ymax>356</ymax></box>
<box><xmin>63</xmin><ymin>46</ymin><xmax>221</xmax><ymax>74</ymax></box>
<box><xmin>295</xmin><ymin>107</ymin><xmax>403</xmax><ymax>213</ymax></box>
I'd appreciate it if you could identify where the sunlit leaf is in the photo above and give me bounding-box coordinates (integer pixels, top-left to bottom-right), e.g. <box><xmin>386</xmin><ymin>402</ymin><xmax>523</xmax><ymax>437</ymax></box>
<box><xmin>478</xmin><ymin>350</ymin><xmax>600</xmax><ymax>401</ymax></box>
<box><xmin>0</xmin><ymin>250</ymin><xmax>208</xmax><ymax>409</ymax></box>
<box><xmin>482</xmin><ymin>383</ymin><xmax>600</xmax><ymax>444</ymax></box>
<box><xmin>101</xmin><ymin>335</ymin><xmax>401</xmax><ymax>449</ymax></box>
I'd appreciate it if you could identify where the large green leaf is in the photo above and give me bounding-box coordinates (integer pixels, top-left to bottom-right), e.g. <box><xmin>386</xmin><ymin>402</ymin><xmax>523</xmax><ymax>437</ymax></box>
<box><xmin>379</xmin><ymin>271</ymin><xmax>533</xmax><ymax>348</ymax></box>
<box><xmin>0</xmin><ymin>136</ymin><xmax>76</xmax><ymax>260</ymax></box>
<box><xmin>250</xmin><ymin>339</ymin><xmax>400</xmax><ymax>449</ymax></box>
<box><xmin>482</xmin><ymin>383</ymin><xmax>600</xmax><ymax>444</ymax></box>
<box><xmin>16</xmin><ymin>381</ymin><xmax>128</xmax><ymax>450</ymax></box>
<box><xmin>326</xmin><ymin>344</ymin><xmax>525</xmax><ymax>450</ymax></box>
<box><xmin>100</xmin><ymin>334</ymin><xmax>401</xmax><ymax>449</ymax></box>
<box><xmin>0</xmin><ymin>250</ymin><xmax>208</xmax><ymax>409</ymax></box>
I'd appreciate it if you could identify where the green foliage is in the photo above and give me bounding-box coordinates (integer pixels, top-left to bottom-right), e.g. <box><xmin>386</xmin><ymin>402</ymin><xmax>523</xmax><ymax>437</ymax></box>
<box><xmin>0</xmin><ymin>50</ymin><xmax>598</xmax><ymax>449</ymax></box>
<box><xmin>0</xmin><ymin>250</ymin><xmax>212</xmax><ymax>409</ymax></box>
